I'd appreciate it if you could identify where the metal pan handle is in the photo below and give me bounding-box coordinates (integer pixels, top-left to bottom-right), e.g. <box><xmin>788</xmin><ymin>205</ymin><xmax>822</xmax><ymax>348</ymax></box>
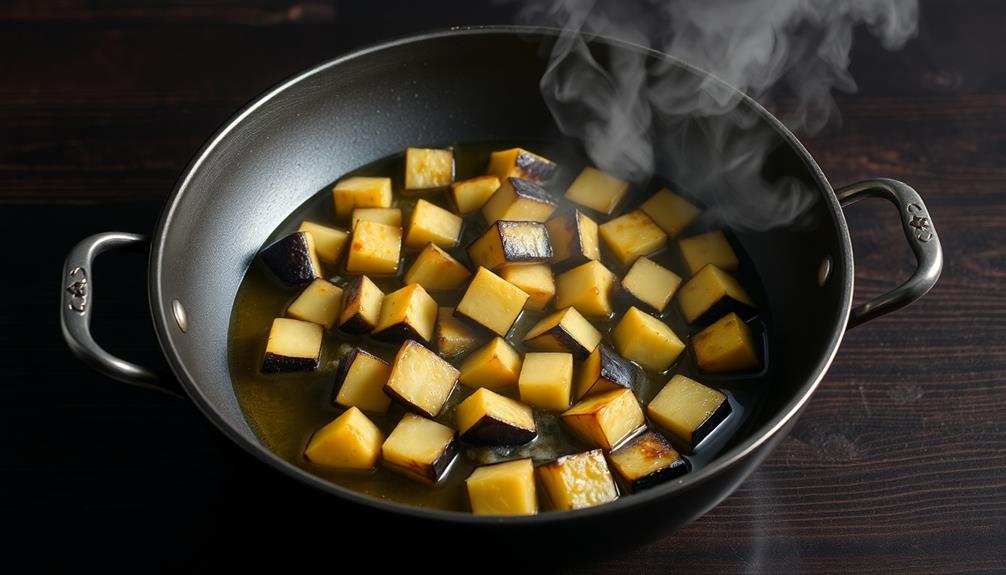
<box><xmin>836</xmin><ymin>178</ymin><xmax>943</xmax><ymax>329</ymax></box>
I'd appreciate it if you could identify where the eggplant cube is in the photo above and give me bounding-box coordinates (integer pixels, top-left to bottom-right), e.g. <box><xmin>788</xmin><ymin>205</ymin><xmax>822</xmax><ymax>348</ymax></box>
<box><xmin>434</xmin><ymin>307</ymin><xmax>486</xmax><ymax>358</ymax></box>
<box><xmin>304</xmin><ymin>407</ymin><xmax>384</xmax><ymax>470</ymax></box>
<box><xmin>499</xmin><ymin>264</ymin><xmax>554</xmax><ymax>311</ymax></box>
<box><xmin>372</xmin><ymin>284</ymin><xmax>437</xmax><ymax>345</ymax></box>
<box><xmin>384</xmin><ymin>340</ymin><xmax>459</xmax><ymax>417</ymax></box>
<box><xmin>537</xmin><ymin>450</ymin><xmax>618</xmax><ymax>510</ymax></box>
<box><xmin>607</xmin><ymin>431</ymin><xmax>687</xmax><ymax>492</ymax></box>
<box><xmin>678</xmin><ymin>230</ymin><xmax>739</xmax><ymax>275</ymax></box>
<box><xmin>297</xmin><ymin>221</ymin><xmax>349</xmax><ymax>263</ymax></box>
<box><xmin>612</xmin><ymin>307</ymin><xmax>685</xmax><ymax>372</ymax></box>
<box><xmin>338</xmin><ymin>275</ymin><xmax>384</xmax><ymax>334</ymax></box>
<box><xmin>286</xmin><ymin>278</ymin><xmax>345</xmax><ymax>329</ymax></box>
<box><xmin>518</xmin><ymin>352</ymin><xmax>574</xmax><ymax>412</ymax></box>
<box><xmin>458</xmin><ymin>337</ymin><xmax>523</xmax><ymax>391</ymax></box>
<box><xmin>564</xmin><ymin>166</ymin><xmax>629</xmax><ymax>215</ymax></box>
<box><xmin>599</xmin><ymin>210</ymin><xmax>668</xmax><ymax>267</ymax></box>
<box><xmin>620</xmin><ymin>257</ymin><xmax>682</xmax><ymax>314</ymax></box>
<box><xmin>403</xmin><ymin>243</ymin><xmax>471</xmax><ymax>292</ymax></box>
<box><xmin>332</xmin><ymin>176</ymin><xmax>393</xmax><ymax>217</ymax></box>
<box><xmin>647</xmin><ymin>375</ymin><xmax>731</xmax><ymax>449</ymax></box>
<box><xmin>404</xmin><ymin>147</ymin><xmax>454</xmax><ymax>191</ymax></box>
<box><xmin>546</xmin><ymin>210</ymin><xmax>600</xmax><ymax>267</ymax></box>
<box><xmin>555</xmin><ymin>259</ymin><xmax>618</xmax><ymax>317</ymax></box>
<box><xmin>456</xmin><ymin>388</ymin><xmax>537</xmax><ymax>446</ymax></box>
<box><xmin>639</xmin><ymin>188</ymin><xmax>701</xmax><ymax>238</ymax></box>
<box><xmin>482</xmin><ymin>177</ymin><xmax>558</xmax><ymax>225</ymax></box>
<box><xmin>259</xmin><ymin>231</ymin><xmax>322</xmax><ymax>286</ymax></box>
<box><xmin>352</xmin><ymin>207</ymin><xmax>403</xmax><ymax>229</ymax></box>
<box><xmin>404</xmin><ymin>199</ymin><xmax>463</xmax><ymax>249</ymax></box>
<box><xmin>332</xmin><ymin>348</ymin><xmax>393</xmax><ymax>413</ymax></box>
<box><xmin>465</xmin><ymin>458</ymin><xmax>537</xmax><ymax>516</ymax></box>
<box><xmin>450</xmin><ymin>175</ymin><xmax>501</xmax><ymax>215</ymax></box>
<box><xmin>522</xmin><ymin>306</ymin><xmax>601</xmax><ymax>360</ymax></box>
<box><xmin>382</xmin><ymin>413</ymin><xmax>458</xmax><ymax>483</ymax></box>
<box><xmin>455</xmin><ymin>267</ymin><xmax>529</xmax><ymax>336</ymax></box>
<box><xmin>261</xmin><ymin>318</ymin><xmax>323</xmax><ymax>373</ymax></box>
<box><xmin>346</xmin><ymin>220</ymin><xmax>402</xmax><ymax>275</ymax></box>
<box><xmin>467</xmin><ymin>220</ymin><xmax>552</xmax><ymax>271</ymax></box>
<box><xmin>678</xmin><ymin>264</ymin><xmax>753</xmax><ymax>324</ymax></box>
<box><xmin>487</xmin><ymin>147</ymin><xmax>558</xmax><ymax>184</ymax></box>
<box><xmin>561</xmin><ymin>388</ymin><xmax>644</xmax><ymax>450</ymax></box>
<box><xmin>576</xmin><ymin>344</ymin><xmax>635</xmax><ymax>400</ymax></box>
<box><xmin>692</xmin><ymin>312</ymin><xmax>759</xmax><ymax>372</ymax></box>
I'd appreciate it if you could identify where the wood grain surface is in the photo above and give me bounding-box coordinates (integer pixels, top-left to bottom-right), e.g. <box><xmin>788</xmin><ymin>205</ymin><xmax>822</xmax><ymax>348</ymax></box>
<box><xmin>2</xmin><ymin>1</ymin><xmax>1003</xmax><ymax>572</ymax></box>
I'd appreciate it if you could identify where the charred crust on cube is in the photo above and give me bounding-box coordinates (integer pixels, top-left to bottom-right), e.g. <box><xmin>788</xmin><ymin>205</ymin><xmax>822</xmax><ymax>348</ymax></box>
<box><xmin>259</xmin><ymin>231</ymin><xmax>318</xmax><ymax>286</ymax></box>
<box><xmin>460</xmin><ymin>416</ymin><xmax>537</xmax><ymax>447</ymax></box>
<box><xmin>261</xmin><ymin>352</ymin><xmax>318</xmax><ymax>374</ymax></box>
<box><xmin>381</xmin><ymin>384</ymin><xmax>438</xmax><ymax>418</ymax></box>
<box><xmin>514</xmin><ymin>150</ymin><xmax>558</xmax><ymax>183</ymax></box>
<box><xmin>691</xmin><ymin>399</ymin><xmax>732</xmax><ymax>447</ymax></box>
<box><xmin>508</xmin><ymin>177</ymin><xmax>557</xmax><ymax>206</ymax></box>
<box><xmin>597</xmin><ymin>344</ymin><xmax>635</xmax><ymax>390</ymax></box>
<box><xmin>497</xmin><ymin>221</ymin><xmax>553</xmax><ymax>262</ymax></box>
<box><xmin>631</xmin><ymin>457</ymin><xmax>688</xmax><ymax>492</ymax></box>
<box><xmin>371</xmin><ymin>322</ymin><xmax>428</xmax><ymax>346</ymax></box>
<box><xmin>529</xmin><ymin>324</ymin><xmax>591</xmax><ymax>359</ymax></box>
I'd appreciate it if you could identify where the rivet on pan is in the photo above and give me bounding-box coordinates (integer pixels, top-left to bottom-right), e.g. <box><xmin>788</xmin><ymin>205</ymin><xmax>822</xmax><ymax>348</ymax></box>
<box><xmin>172</xmin><ymin>299</ymin><xmax>189</xmax><ymax>333</ymax></box>
<box><xmin>818</xmin><ymin>256</ymin><xmax>833</xmax><ymax>287</ymax></box>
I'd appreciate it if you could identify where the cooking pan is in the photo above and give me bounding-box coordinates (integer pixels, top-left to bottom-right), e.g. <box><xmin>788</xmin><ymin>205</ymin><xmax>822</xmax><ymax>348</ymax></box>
<box><xmin>59</xmin><ymin>28</ymin><xmax>941</xmax><ymax>547</ymax></box>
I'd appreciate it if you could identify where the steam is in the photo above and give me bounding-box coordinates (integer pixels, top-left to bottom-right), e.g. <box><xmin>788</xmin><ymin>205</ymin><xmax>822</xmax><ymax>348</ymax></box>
<box><xmin>516</xmin><ymin>0</ymin><xmax>919</xmax><ymax>229</ymax></box>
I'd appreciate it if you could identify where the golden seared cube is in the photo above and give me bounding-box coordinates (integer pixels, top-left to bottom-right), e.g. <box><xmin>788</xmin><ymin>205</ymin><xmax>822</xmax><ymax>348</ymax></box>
<box><xmin>465</xmin><ymin>459</ymin><xmax>537</xmax><ymax>516</ymax></box>
<box><xmin>555</xmin><ymin>260</ymin><xmax>617</xmax><ymax>317</ymax></box>
<box><xmin>678</xmin><ymin>264</ymin><xmax>753</xmax><ymax>324</ymax></box>
<box><xmin>404</xmin><ymin>199</ymin><xmax>463</xmax><ymax>249</ymax></box>
<box><xmin>259</xmin><ymin>231</ymin><xmax>322</xmax><ymax>286</ymax></box>
<box><xmin>599</xmin><ymin>210</ymin><xmax>668</xmax><ymax>267</ymax></box>
<box><xmin>403</xmin><ymin>243</ymin><xmax>471</xmax><ymax>292</ymax></box>
<box><xmin>434</xmin><ymin>307</ymin><xmax>486</xmax><ymax>358</ymax></box>
<box><xmin>518</xmin><ymin>352</ymin><xmax>573</xmax><ymax>411</ymax></box>
<box><xmin>261</xmin><ymin>318</ymin><xmax>323</xmax><ymax>373</ymax></box>
<box><xmin>382</xmin><ymin>413</ymin><xmax>458</xmax><ymax>483</ymax></box>
<box><xmin>332</xmin><ymin>176</ymin><xmax>393</xmax><ymax>217</ymax></box>
<box><xmin>455</xmin><ymin>267</ymin><xmax>529</xmax><ymax>336</ymax></box>
<box><xmin>648</xmin><ymin>375</ymin><xmax>731</xmax><ymax>449</ymax></box>
<box><xmin>457</xmin><ymin>388</ymin><xmax>537</xmax><ymax>446</ymax></box>
<box><xmin>482</xmin><ymin>177</ymin><xmax>558</xmax><ymax>225</ymax></box>
<box><xmin>612</xmin><ymin>307</ymin><xmax>685</xmax><ymax>372</ymax></box>
<box><xmin>486</xmin><ymin>147</ymin><xmax>558</xmax><ymax>184</ymax></box>
<box><xmin>522</xmin><ymin>306</ymin><xmax>601</xmax><ymax>360</ymax></box>
<box><xmin>404</xmin><ymin>147</ymin><xmax>454</xmax><ymax>191</ymax></box>
<box><xmin>286</xmin><ymin>278</ymin><xmax>344</xmax><ymax>329</ymax></box>
<box><xmin>332</xmin><ymin>348</ymin><xmax>392</xmax><ymax>413</ymax></box>
<box><xmin>450</xmin><ymin>175</ymin><xmax>500</xmax><ymax>215</ymax></box>
<box><xmin>304</xmin><ymin>407</ymin><xmax>383</xmax><ymax>469</ymax></box>
<box><xmin>384</xmin><ymin>340</ymin><xmax>459</xmax><ymax>417</ymax></box>
<box><xmin>562</xmin><ymin>388</ymin><xmax>644</xmax><ymax>450</ymax></box>
<box><xmin>678</xmin><ymin>230</ymin><xmax>739</xmax><ymax>275</ymax></box>
<box><xmin>468</xmin><ymin>220</ymin><xmax>552</xmax><ymax>271</ymax></box>
<box><xmin>640</xmin><ymin>188</ymin><xmax>701</xmax><ymax>238</ymax></box>
<box><xmin>692</xmin><ymin>312</ymin><xmax>759</xmax><ymax>372</ymax></box>
<box><xmin>621</xmin><ymin>257</ymin><xmax>682</xmax><ymax>314</ymax></box>
<box><xmin>338</xmin><ymin>275</ymin><xmax>384</xmax><ymax>334</ymax></box>
<box><xmin>537</xmin><ymin>450</ymin><xmax>618</xmax><ymax>510</ymax></box>
<box><xmin>564</xmin><ymin>166</ymin><xmax>630</xmax><ymax>215</ymax></box>
<box><xmin>298</xmin><ymin>221</ymin><xmax>349</xmax><ymax>263</ymax></box>
<box><xmin>346</xmin><ymin>220</ymin><xmax>402</xmax><ymax>275</ymax></box>
<box><xmin>352</xmin><ymin>207</ymin><xmax>402</xmax><ymax>229</ymax></box>
<box><xmin>499</xmin><ymin>264</ymin><xmax>554</xmax><ymax>311</ymax></box>
<box><xmin>576</xmin><ymin>344</ymin><xmax>635</xmax><ymax>400</ymax></box>
<box><xmin>546</xmin><ymin>210</ymin><xmax>600</xmax><ymax>267</ymax></box>
<box><xmin>371</xmin><ymin>283</ymin><xmax>438</xmax><ymax>345</ymax></box>
<box><xmin>608</xmin><ymin>431</ymin><xmax>687</xmax><ymax>492</ymax></box>
<box><xmin>458</xmin><ymin>337</ymin><xmax>523</xmax><ymax>391</ymax></box>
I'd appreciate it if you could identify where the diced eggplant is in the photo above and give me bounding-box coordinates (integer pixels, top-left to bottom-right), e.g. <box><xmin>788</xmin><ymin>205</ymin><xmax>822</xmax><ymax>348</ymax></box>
<box><xmin>434</xmin><ymin>307</ymin><xmax>486</xmax><ymax>358</ymax></box>
<box><xmin>575</xmin><ymin>344</ymin><xmax>635</xmax><ymax>400</ymax></box>
<box><xmin>546</xmin><ymin>210</ymin><xmax>600</xmax><ymax>267</ymax></box>
<box><xmin>612</xmin><ymin>307</ymin><xmax>685</xmax><ymax>372</ymax></box>
<box><xmin>482</xmin><ymin>177</ymin><xmax>558</xmax><ymax>225</ymax></box>
<box><xmin>402</xmin><ymin>243</ymin><xmax>471</xmax><ymax>291</ymax></box>
<box><xmin>522</xmin><ymin>306</ymin><xmax>601</xmax><ymax>360</ymax></box>
<box><xmin>456</xmin><ymin>388</ymin><xmax>537</xmax><ymax>446</ymax></box>
<box><xmin>286</xmin><ymin>278</ymin><xmax>344</xmax><ymax>329</ymax></box>
<box><xmin>455</xmin><ymin>267</ymin><xmax>529</xmax><ymax>337</ymax></box>
<box><xmin>259</xmin><ymin>231</ymin><xmax>322</xmax><ymax>286</ymax></box>
<box><xmin>383</xmin><ymin>340</ymin><xmax>459</xmax><ymax>417</ymax></box>
<box><xmin>598</xmin><ymin>210</ymin><xmax>668</xmax><ymax>267</ymax></box>
<box><xmin>458</xmin><ymin>337</ymin><xmax>523</xmax><ymax>391</ymax></box>
<box><xmin>486</xmin><ymin>147</ymin><xmax>558</xmax><ymax>184</ymax></box>
<box><xmin>537</xmin><ymin>450</ymin><xmax>618</xmax><ymax>510</ymax></box>
<box><xmin>554</xmin><ymin>259</ymin><xmax>618</xmax><ymax>317</ymax></box>
<box><xmin>620</xmin><ymin>257</ymin><xmax>682</xmax><ymax>314</ymax></box>
<box><xmin>332</xmin><ymin>347</ymin><xmax>393</xmax><ymax>413</ymax></box>
<box><xmin>499</xmin><ymin>264</ymin><xmax>554</xmax><ymax>311</ymax></box>
<box><xmin>304</xmin><ymin>407</ymin><xmax>384</xmax><ymax>469</ymax></box>
<box><xmin>639</xmin><ymin>188</ymin><xmax>701</xmax><ymax>238</ymax></box>
<box><xmin>607</xmin><ymin>431</ymin><xmax>687</xmax><ymax>492</ymax></box>
<box><xmin>467</xmin><ymin>220</ymin><xmax>552</xmax><ymax>270</ymax></box>
<box><xmin>332</xmin><ymin>176</ymin><xmax>393</xmax><ymax>217</ymax></box>
<box><xmin>404</xmin><ymin>147</ymin><xmax>454</xmax><ymax>191</ymax></box>
<box><xmin>371</xmin><ymin>283</ymin><xmax>438</xmax><ymax>345</ymax></box>
<box><xmin>352</xmin><ymin>207</ymin><xmax>403</xmax><ymax>229</ymax></box>
<box><xmin>450</xmin><ymin>175</ymin><xmax>501</xmax><ymax>215</ymax></box>
<box><xmin>561</xmin><ymin>388</ymin><xmax>645</xmax><ymax>450</ymax></box>
<box><xmin>404</xmin><ymin>198</ymin><xmax>463</xmax><ymax>249</ymax></box>
<box><xmin>346</xmin><ymin>220</ymin><xmax>402</xmax><ymax>275</ymax></box>
<box><xmin>678</xmin><ymin>230</ymin><xmax>739</xmax><ymax>275</ymax></box>
<box><xmin>647</xmin><ymin>375</ymin><xmax>731</xmax><ymax>449</ymax></box>
<box><xmin>338</xmin><ymin>275</ymin><xmax>385</xmax><ymax>334</ymax></box>
<box><xmin>382</xmin><ymin>413</ymin><xmax>458</xmax><ymax>483</ymax></box>
<box><xmin>261</xmin><ymin>318</ymin><xmax>323</xmax><ymax>373</ymax></box>
<box><xmin>677</xmin><ymin>264</ymin><xmax>753</xmax><ymax>324</ymax></box>
<box><xmin>465</xmin><ymin>458</ymin><xmax>537</xmax><ymax>516</ymax></box>
<box><xmin>518</xmin><ymin>352</ymin><xmax>573</xmax><ymax>411</ymax></box>
<box><xmin>297</xmin><ymin>221</ymin><xmax>349</xmax><ymax>263</ymax></box>
<box><xmin>563</xmin><ymin>166</ymin><xmax>629</xmax><ymax>215</ymax></box>
<box><xmin>692</xmin><ymin>312</ymin><xmax>759</xmax><ymax>372</ymax></box>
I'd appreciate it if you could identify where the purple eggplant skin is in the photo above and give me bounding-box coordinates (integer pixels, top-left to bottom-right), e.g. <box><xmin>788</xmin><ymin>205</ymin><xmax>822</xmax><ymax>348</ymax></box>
<box><xmin>259</xmin><ymin>232</ymin><xmax>320</xmax><ymax>286</ymax></box>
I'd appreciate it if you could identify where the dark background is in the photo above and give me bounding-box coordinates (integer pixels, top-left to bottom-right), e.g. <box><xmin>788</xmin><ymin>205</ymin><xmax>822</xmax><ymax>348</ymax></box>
<box><xmin>2</xmin><ymin>0</ymin><xmax>1004</xmax><ymax>572</ymax></box>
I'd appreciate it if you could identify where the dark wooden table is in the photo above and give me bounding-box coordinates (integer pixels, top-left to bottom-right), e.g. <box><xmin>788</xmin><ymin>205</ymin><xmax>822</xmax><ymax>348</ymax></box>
<box><xmin>3</xmin><ymin>1</ymin><xmax>1004</xmax><ymax>572</ymax></box>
